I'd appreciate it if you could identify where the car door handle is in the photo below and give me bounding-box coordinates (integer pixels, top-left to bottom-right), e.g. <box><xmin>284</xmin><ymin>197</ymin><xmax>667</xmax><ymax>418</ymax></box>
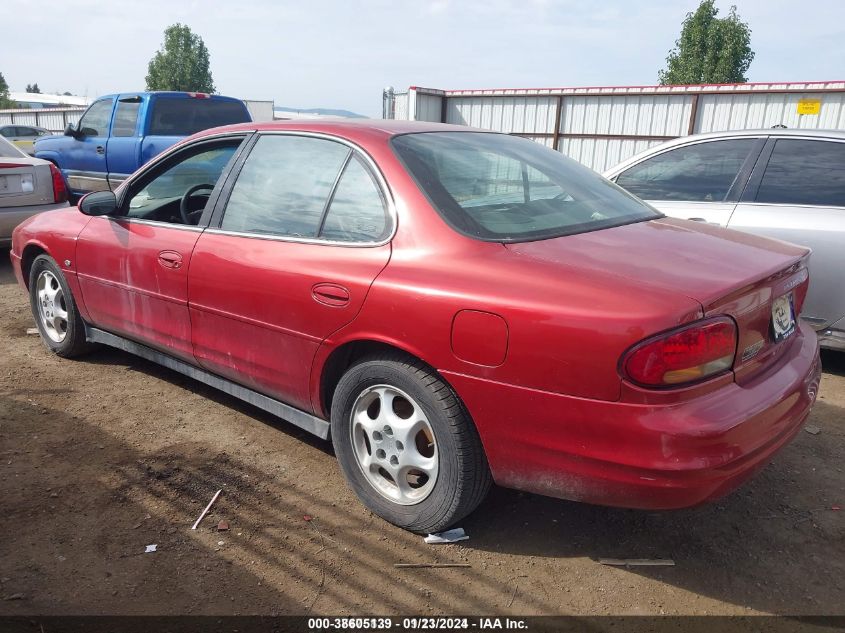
<box><xmin>158</xmin><ymin>250</ymin><xmax>183</xmax><ymax>269</ymax></box>
<box><xmin>312</xmin><ymin>283</ymin><xmax>350</xmax><ymax>307</ymax></box>
<box><xmin>96</xmin><ymin>145</ymin><xmax>105</xmax><ymax>155</ymax></box>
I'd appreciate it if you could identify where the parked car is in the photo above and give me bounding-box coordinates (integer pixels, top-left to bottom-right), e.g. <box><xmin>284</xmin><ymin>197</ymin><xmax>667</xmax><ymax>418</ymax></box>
<box><xmin>34</xmin><ymin>91</ymin><xmax>251</xmax><ymax>198</ymax></box>
<box><xmin>0</xmin><ymin>136</ymin><xmax>68</xmax><ymax>244</ymax></box>
<box><xmin>0</xmin><ymin>124</ymin><xmax>53</xmax><ymax>155</ymax></box>
<box><xmin>11</xmin><ymin>121</ymin><xmax>821</xmax><ymax>532</ymax></box>
<box><xmin>604</xmin><ymin>130</ymin><xmax>845</xmax><ymax>351</ymax></box>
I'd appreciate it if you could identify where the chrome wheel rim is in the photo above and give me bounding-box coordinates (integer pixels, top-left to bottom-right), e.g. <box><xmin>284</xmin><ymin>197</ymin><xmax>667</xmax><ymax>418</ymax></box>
<box><xmin>350</xmin><ymin>384</ymin><xmax>438</xmax><ymax>505</ymax></box>
<box><xmin>36</xmin><ymin>270</ymin><xmax>68</xmax><ymax>343</ymax></box>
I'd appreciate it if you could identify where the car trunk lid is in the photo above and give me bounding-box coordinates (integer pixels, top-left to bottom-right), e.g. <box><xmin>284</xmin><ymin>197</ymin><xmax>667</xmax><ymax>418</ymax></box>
<box><xmin>506</xmin><ymin>217</ymin><xmax>811</xmax><ymax>383</ymax></box>
<box><xmin>0</xmin><ymin>161</ymin><xmax>51</xmax><ymax>208</ymax></box>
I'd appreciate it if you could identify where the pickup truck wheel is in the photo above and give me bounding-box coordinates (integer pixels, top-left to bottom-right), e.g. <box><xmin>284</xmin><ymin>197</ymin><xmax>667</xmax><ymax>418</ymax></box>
<box><xmin>29</xmin><ymin>255</ymin><xmax>94</xmax><ymax>358</ymax></box>
<box><xmin>331</xmin><ymin>352</ymin><xmax>492</xmax><ymax>533</ymax></box>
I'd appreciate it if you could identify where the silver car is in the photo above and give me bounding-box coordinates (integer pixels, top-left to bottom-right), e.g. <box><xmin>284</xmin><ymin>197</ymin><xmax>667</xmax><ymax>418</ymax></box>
<box><xmin>0</xmin><ymin>124</ymin><xmax>52</xmax><ymax>156</ymax></box>
<box><xmin>0</xmin><ymin>136</ymin><xmax>69</xmax><ymax>244</ymax></box>
<box><xmin>604</xmin><ymin>129</ymin><xmax>845</xmax><ymax>351</ymax></box>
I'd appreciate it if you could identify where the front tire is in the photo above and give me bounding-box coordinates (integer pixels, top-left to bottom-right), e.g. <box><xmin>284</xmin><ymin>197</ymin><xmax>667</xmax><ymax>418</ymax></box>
<box><xmin>29</xmin><ymin>255</ymin><xmax>93</xmax><ymax>358</ymax></box>
<box><xmin>331</xmin><ymin>352</ymin><xmax>491</xmax><ymax>533</ymax></box>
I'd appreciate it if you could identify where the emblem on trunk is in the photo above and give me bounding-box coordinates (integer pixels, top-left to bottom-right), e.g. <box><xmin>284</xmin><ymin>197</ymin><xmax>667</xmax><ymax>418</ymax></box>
<box><xmin>741</xmin><ymin>339</ymin><xmax>765</xmax><ymax>362</ymax></box>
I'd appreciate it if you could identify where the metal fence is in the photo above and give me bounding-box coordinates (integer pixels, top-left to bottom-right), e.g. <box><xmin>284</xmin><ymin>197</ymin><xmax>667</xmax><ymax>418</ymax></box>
<box><xmin>386</xmin><ymin>81</ymin><xmax>845</xmax><ymax>171</ymax></box>
<box><xmin>0</xmin><ymin>106</ymin><xmax>86</xmax><ymax>133</ymax></box>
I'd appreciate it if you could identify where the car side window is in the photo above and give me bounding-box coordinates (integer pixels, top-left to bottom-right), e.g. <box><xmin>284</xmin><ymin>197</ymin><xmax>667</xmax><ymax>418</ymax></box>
<box><xmin>755</xmin><ymin>139</ymin><xmax>845</xmax><ymax>207</ymax></box>
<box><xmin>112</xmin><ymin>98</ymin><xmax>141</xmax><ymax>137</ymax></box>
<box><xmin>616</xmin><ymin>139</ymin><xmax>756</xmax><ymax>202</ymax></box>
<box><xmin>17</xmin><ymin>127</ymin><xmax>36</xmax><ymax>136</ymax></box>
<box><xmin>78</xmin><ymin>99</ymin><xmax>114</xmax><ymax>137</ymax></box>
<box><xmin>125</xmin><ymin>141</ymin><xmax>241</xmax><ymax>225</ymax></box>
<box><xmin>221</xmin><ymin>135</ymin><xmax>351</xmax><ymax>238</ymax></box>
<box><xmin>0</xmin><ymin>127</ymin><xmax>12</xmax><ymax>138</ymax></box>
<box><xmin>320</xmin><ymin>156</ymin><xmax>389</xmax><ymax>242</ymax></box>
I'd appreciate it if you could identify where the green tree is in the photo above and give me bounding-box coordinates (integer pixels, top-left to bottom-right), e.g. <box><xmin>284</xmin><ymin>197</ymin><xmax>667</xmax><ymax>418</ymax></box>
<box><xmin>25</xmin><ymin>83</ymin><xmax>41</xmax><ymax>93</ymax></box>
<box><xmin>659</xmin><ymin>1</ymin><xmax>754</xmax><ymax>85</ymax></box>
<box><xmin>0</xmin><ymin>72</ymin><xmax>14</xmax><ymax>108</ymax></box>
<box><xmin>145</xmin><ymin>24</ymin><xmax>216</xmax><ymax>92</ymax></box>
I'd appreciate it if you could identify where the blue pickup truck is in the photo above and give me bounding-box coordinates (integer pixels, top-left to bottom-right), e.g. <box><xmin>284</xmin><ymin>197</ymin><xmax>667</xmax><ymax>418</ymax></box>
<box><xmin>34</xmin><ymin>91</ymin><xmax>251</xmax><ymax>197</ymax></box>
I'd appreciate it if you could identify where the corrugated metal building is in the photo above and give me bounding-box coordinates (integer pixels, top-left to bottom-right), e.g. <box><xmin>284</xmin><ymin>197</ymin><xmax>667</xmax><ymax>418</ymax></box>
<box><xmin>384</xmin><ymin>81</ymin><xmax>845</xmax><ymax>171</ymax></box>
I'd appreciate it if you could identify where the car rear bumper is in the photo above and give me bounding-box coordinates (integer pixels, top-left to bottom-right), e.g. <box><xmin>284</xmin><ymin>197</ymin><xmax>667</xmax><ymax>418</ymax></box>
<box><xmin>0</xmin><ymin>202</ymin><xmax>70</xmax><ymax>242</ymax></box>
<box><xmin>443</xmin><ymin>320</ymin><xmax>821</xmax><ymax>509</ymax></box>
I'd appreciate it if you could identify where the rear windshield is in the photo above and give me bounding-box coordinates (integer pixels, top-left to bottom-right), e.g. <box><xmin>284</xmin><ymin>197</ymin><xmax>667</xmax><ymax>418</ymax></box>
<box><xmin>0</xmin><ymin>136</ymin><xmax>26</xmax><ymax>158</ymax></box>
<box><xmin>391</xmin><ymin>132</ymin><xmax>660</xmax><ymax>242</ymax></box>
<box><xmin>149</xmin><ymin>98</ymin><xmax>250</xmax><ymax>136</ymax></box>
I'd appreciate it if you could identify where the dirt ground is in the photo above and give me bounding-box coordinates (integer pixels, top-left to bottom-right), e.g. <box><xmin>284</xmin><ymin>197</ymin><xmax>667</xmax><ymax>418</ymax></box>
<box><xmin>0</xmin><ymin>256</ymin><xmax>843</xmax><ymax>617</ymax></box>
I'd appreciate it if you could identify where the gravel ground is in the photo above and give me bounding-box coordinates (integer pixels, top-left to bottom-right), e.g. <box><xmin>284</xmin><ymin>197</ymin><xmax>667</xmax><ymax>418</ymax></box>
<box><xmin>0</xmin><ymin>255</ymin><xmax>842</xmax><ymax>616</ymax></box>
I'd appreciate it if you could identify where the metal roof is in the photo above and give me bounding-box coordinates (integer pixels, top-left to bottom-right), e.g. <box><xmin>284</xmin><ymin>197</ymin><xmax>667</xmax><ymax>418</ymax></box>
<box><xmin>412</xmin><ymin>80</ymin><xmax>845</xmax><ymax>97</ymax></box>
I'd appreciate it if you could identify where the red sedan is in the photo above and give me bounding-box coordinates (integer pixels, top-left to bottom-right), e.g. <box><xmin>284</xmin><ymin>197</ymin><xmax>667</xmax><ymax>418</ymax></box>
<box><xmin>10</xmin><ymin>121</ymin><xmax>821</xmax><ymax>533</ymax></box>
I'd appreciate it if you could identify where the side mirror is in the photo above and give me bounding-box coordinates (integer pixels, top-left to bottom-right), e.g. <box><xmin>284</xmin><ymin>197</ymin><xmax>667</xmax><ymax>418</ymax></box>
<box><xmin>64</xmin><ymin>123</ymin><xmax>80</xmax><ymax>139</ymax></box>
<box><xmin>79</xmin><ymin>191</ymin><xmax>118</xmax><ymax>216</ymax></box>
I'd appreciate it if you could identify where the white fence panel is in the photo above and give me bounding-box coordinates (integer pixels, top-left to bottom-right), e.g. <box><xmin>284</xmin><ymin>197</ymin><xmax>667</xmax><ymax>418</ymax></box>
<box><xmin>695</xmin><ymin>92</ymin><xmax>845</xmax><ymax>132</ymax></box>
<box><xmin>559</xmin><ymin>137</ymin><xmax>663</xmax><ymax>173</ymax></box>
<box><xmin>415</xmin><ymin>94</ymin><xmax>443</xmax><ymax>122</ymax></box>
<box><xmin>387</xmin><ymin>82</ymin><xmax>845</xmax><ymax>172</ymax></box>
<box><xmin>0</xmin><ymin>107</ymin><xmax>84</xmax><ymax>133</ymax></box>
<box><xmin>447</xmin><ymin>96</ymin><xmax>557</xmax><ymax>134</ymax></box>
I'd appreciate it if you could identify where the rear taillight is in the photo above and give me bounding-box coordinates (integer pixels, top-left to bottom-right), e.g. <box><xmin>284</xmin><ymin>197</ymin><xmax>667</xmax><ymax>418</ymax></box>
<box><xmin>622</xmin><ymin>317</ymin><xmax>737</xmax><ymax>387</ymax></box>
<box><xmin>49</xmin><ymin>163</ymin><xmax>68</xmax><ymax>203</ymax></box>
<box><xmin>793</xmin><ymin>267</ymin><xmax>810</xmax><ymax>315</ymax></box>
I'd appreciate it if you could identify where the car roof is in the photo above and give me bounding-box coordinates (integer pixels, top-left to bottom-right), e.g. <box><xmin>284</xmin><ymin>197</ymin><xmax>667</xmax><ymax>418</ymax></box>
<box><xmin>663</xmin><ymin>128</ymin><xmax>845</xmax><ymax>142</ymax></box>
<box><xmin>96</xmin><ymin>91</ymin><xmax>245</xmax><ymax>101</ymax></box>
<box><xmin>187</xmin><ymin>119</ymin><xmax>494</xmax><ymax>143</ymax></box>
<box><xmin>604</xmin><ymin>128</ymin><xmax>845</xmax><ymax>175</ymax></box>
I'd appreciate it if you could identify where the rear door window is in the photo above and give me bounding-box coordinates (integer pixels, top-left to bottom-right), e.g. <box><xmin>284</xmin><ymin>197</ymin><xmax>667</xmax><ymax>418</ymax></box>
<box><xmin>221</xmin><ymin>135</ymin><xmax>350</xmax><ymax>238</ymax></box>
<box><xmin>220</xmin><ymin>135</ymin><xmax>390</xmax><ymax>242</ymax></box>
<box><xmin>616</xmin><ymin>139</ymin><xmax>757</xmax><ymax>202</ymax></box>
<box><xmin>149</xmin><ymin>98</ymin><xmax>250</xmax><ymax>136</ymax></box>
<box><xmin>755</xmin><ymin>139</ymin><xmax>845</xmax><ymax>207</ymax></box>
<box><xmin>113</xmin><ymin>97</ymin><xmax>141</xmax><ymax>137</ymax></box>
<box><xmin>320</xmin><ymin>156</ymin><xmax>389</xmax><ymax>242</ymax></box>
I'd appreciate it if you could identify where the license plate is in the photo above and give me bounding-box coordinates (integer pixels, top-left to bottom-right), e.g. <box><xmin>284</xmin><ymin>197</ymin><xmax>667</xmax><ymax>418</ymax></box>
<box><xmin>771</xmin><ymin>293</ymin><xmax>796</xmax><ymax>342</ymax></box>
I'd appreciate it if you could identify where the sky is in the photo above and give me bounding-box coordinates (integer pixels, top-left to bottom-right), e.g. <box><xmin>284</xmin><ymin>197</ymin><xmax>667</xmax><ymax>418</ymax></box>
<box><xmin>2</xmin><ymin>0</ymin><xmax>844</xmax><ymax>117</ymax></box>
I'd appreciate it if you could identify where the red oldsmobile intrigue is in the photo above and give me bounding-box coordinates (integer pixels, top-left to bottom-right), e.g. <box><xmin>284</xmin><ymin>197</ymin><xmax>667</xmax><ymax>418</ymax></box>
<box><xmin>10</xmin><ymin>121</ymin><xmax>821</xmax><ymax>533</ymax></box>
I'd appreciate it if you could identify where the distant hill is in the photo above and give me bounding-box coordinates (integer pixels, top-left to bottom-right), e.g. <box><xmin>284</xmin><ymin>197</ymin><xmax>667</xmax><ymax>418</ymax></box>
<box><xmin>274</xmin><ymin>106</ymin><xmax>367</xmax><ymax>119</ymax></box>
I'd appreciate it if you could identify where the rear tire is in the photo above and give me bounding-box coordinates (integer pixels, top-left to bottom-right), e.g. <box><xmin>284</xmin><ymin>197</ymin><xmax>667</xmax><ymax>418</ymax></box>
<box><xmin>331</xmin><ymin>351</ymin><xmax>491</xmax><ymax>533</ymax></box>
<box><xmin>29</xmin><ymin>255</ymin><xmax>94</xmax><ymax>358</ymax></box>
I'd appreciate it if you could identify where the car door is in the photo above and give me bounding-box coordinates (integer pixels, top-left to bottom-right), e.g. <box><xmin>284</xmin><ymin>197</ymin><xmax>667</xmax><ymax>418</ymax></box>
<box><xmin>729</xmin><ymin>137</ymin><xmax>845</xmax><ymax>330</ymax></box>
<box><xmin>104</xmin><ymin>95</ymin><xmax>144</xmax><ymax>191</ymax></box>
<box><xmin>612</xmin><ymin>137</ymin><xmax>765</xmax><ymax>226</ymax></box>
<box><xmin>75</xmin><ymin>134</ymin><xmax>249</xmax><ymax>361</ymax></box>
<box><xmin>8</xmin><ymin>126</ymin><xmax>38</xmax><ymax>155</ymax></box>
<box><xmin>64</xmin><ymin>97</ymin><xmax>115</xmax><ymax>193</ymax></box>
<box><xmin>188</xmin><ymin>133</ymin><xmax>393</xmax><ymax>412</ymax></box>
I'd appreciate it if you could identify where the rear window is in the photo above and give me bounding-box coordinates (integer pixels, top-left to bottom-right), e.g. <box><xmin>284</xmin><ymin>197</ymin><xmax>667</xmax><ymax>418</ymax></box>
<box><xmin>0</xmin><ymin>136</ymin><xmax>27</xmax><ymax>158</ymax></box>
<box><xmin>149</xmin><ymin>98</ymin><xmax>250</xmax><ymax>136</ymax></box>
<box><xmin>391</xmin><ymin>132</ymin><xmax>659</xmax><ymax>242</ymax></box>
<box><xmin>755</xmin><ymin>139</ymin><xmax>845</xmax><ymax>207</ymax></box>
